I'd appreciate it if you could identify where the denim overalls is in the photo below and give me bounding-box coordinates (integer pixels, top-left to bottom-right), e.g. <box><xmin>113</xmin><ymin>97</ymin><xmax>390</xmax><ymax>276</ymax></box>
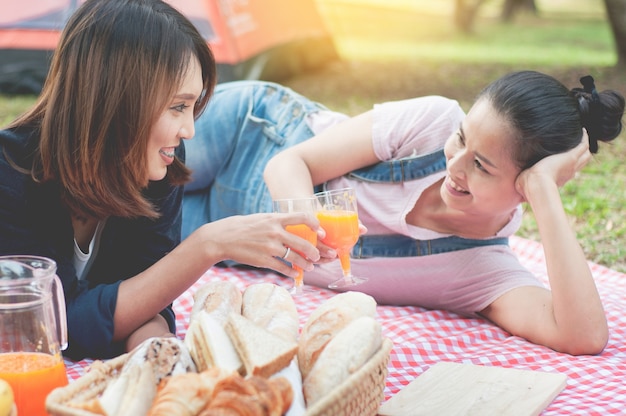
<box><xmin>183</xmin><ymin>81</ymin><xmax>508</xmax><ymax>256</ymax></box>
<box><xmin>182</xmin><ymin>81</ymin><xmax>325</xmax><ymax>238</ymax></box>
<box><xmin>347</xmin><ymin>150</ymin><xmax>508</xmax><ymax>257</ymax></box>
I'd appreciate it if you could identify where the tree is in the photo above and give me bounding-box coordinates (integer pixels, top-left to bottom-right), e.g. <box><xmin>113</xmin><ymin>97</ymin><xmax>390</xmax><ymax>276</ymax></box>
<box><xmin>604</xmin><ymin>0</ymin><xmax>626</xmax><ymax>67</ymax></box>
<box><xmin>454</xmin><ymin>0</ymin><xmax>537</xmax><ymax>33</ymax></box>
<box><xmin>501</xmin><ymin>0</ymin><xmax>538</xmax><ymax>22</ymax></box>
<box><xmin>454</xmin><ymin>0</ymin><xmax>487</xmax><ymax>33</ymax></box>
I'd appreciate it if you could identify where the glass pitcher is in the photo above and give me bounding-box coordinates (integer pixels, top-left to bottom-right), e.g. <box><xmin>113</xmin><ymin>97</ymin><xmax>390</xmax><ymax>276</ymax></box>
<box><xmin>0</xmin><ymin>255</ymin><xmax>69</xmax><ymax>416</ymax></box>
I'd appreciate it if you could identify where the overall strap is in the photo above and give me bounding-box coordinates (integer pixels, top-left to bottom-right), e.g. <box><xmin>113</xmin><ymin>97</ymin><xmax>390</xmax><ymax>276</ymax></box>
<box><xmin>347</xmin><ymin>149</ymin><xmax>446</xmax><ymax>183</ymax></box>
<box><xmin>345</xmin><ymin>148</ymin><xmax>509</xmax><ymax>258</ymax></box>
<box><xmin>351</xmin><ymin>234</ymin><xmax>509</xmax><ymax>258</ymax></box>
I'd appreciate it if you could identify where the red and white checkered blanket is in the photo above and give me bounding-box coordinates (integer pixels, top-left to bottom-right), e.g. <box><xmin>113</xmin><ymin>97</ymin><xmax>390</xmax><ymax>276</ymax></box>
<box><xmin>64</xmin><ymin>236</ymin><xmax>626</xmax><ymax>414</ymax></box>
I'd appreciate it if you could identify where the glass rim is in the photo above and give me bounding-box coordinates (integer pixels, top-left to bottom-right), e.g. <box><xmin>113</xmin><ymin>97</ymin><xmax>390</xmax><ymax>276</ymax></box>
<box><xmin>314</xmin><ymin>187</ymin><xmax>355</xmax><ymax>196</ymax></box>
<box><xmin>272</xmin><ymin>195</ymin><xmax>319</xmax><ymax>203</ymax></box>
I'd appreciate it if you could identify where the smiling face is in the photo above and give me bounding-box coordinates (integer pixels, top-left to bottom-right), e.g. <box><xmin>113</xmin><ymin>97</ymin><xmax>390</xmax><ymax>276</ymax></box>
<box><xmin>146</xmin><ymin>55</ymin><xmax>203</xmax><ymax>181</ymax></box>
<box><xmin>441</xmin><ymin>98</ymin><xmax>524</xmax><ymax>220</ymax></box>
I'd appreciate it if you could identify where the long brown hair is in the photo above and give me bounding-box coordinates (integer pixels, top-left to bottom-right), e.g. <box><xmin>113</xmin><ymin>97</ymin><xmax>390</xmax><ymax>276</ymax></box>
<box><xmin>9</xmin><ymin>0</ymin><xmax>216</xmax><ymax>219</ymax></box>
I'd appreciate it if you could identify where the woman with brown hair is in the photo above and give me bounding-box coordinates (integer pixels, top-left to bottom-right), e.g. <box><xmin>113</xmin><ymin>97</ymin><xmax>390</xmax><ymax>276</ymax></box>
<box><xmin>0</xmin><ymin>0</ymin><xmax>320</xmax><ymax>360</ymax></box>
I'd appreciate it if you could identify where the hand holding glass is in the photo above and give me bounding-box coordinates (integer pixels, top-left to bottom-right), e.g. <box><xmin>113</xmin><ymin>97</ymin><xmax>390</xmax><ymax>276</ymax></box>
<box><xmin>272</xmin><ymin>197</ymin><xmax>319</xmax><ymax>295</ymax></box>
<box><xmin>315</xmin><ymin>187</ymin><xmax>368</xmax><ymax>289</ymax></box>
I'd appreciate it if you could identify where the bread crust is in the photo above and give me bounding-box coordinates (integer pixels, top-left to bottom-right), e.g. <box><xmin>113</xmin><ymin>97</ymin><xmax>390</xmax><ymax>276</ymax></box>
<box><xmin>242</xmin><ymin>283</ymin><xmax>299</xmax><ymax>343</ymax></box>
<box><xmin>303</xmin><ymin>316</ymin><xmax>382</xmax><ymax>406</ymax></box>
<box><xmin>191</xmin><ymin>280</ymin><xmax>243</xmax><ymax>324</ymax></box>
<box><xmin>185</xmin><ymin>281</ymin><xmax>244</xmax><ymax>373</ymax></box>
<box><xmin>225</xmin><ymin>313</ymin><xmax>298</xmax><ymax>378</ymax></box>
<box><xmin>298</xmin><ymin>291</ymin><xmax>377</xmax><ymax>379</ymax></box>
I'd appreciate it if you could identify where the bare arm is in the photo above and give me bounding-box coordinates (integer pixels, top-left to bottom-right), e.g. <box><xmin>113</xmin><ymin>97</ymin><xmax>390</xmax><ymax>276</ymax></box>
<box><xmin>482</xmin><ymin>132</ymin><xmax>608</xmax><ymax>355</ymax></box>
<box><xmin>113</xmin><ymin>211</ymin><xmax>320</xmax><ymax>345</ymax></box>
<box><xmin>264</xmin><ymin>110</ymin><xmax>380</xmax><ymax>199</ymax></box>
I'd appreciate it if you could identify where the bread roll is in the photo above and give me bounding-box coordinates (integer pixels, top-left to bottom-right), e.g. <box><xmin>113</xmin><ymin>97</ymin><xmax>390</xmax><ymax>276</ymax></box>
<box><xmin>242</xmin><ymin>283</ymin><xmax>299</xmax><ymax>343</ymax></box>
<box><xmin>303</xmin><ymin>316</ymin><xmax>382</xmax><ymax>406</ymax></box>
<box><xmin>298</xmin><ymin>292</ymin><xmax>377</xmax><ymax>379</ymax></box>
<box><xmin>190</xmin><ymin>280</ymin><xmax>242</xmax><ymax>324</ymax></box>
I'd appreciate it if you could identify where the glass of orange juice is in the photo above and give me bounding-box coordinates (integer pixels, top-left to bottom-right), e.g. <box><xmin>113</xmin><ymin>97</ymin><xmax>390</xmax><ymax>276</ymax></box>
<box><xmin>0</xmin><ymin>256</ymin><xmax>69</xmax><ymax>416</ymax></box>
<box><xmin>315</xmin><ymin>187</ymin><xmax>368</xmax><ymax>289</ymax></box>
<box><xmin>273</xmin><ymin>197</ymin><xmax>319</xmax><ymax>295</ymax></box>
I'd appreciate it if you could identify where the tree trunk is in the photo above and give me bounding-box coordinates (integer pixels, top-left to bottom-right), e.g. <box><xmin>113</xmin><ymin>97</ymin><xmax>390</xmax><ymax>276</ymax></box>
<box><xmin>501</xmin><ymin>0</ymin><xmax>538</xmax><ymax>22</ymax></box>
<box><xmin>604</xmin><ymin>0</ymin><xmax>626</xmax><ymax>67</ymax></box>
<box><xmin>454</xmin><ymin>0</ymin><xmax>488</xmax><ymax>33</ymax></box>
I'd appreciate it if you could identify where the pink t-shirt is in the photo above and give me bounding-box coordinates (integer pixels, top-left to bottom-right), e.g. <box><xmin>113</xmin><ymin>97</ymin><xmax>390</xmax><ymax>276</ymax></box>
<box><xmin>306</xmin><ymin>96</ymin><xmax>543</xmax><ymax>316</ymax></box>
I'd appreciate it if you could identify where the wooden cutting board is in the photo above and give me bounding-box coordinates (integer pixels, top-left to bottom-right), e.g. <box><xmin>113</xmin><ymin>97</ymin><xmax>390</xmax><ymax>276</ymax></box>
<box><xmin>378</xmin><ymin>362</ymin><xmax>567</xmax><ymax>416</ymax></box>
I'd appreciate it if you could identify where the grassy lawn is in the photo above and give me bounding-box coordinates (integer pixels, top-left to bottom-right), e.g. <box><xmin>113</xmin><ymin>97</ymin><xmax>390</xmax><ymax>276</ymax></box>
<box><xmin>1</xmin><ymin>0</ymin><xmax>624</xmax><ymax>272</ymax></box>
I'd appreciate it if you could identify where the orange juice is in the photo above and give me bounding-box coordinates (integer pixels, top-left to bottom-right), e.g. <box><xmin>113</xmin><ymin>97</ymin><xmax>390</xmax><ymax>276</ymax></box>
<box><xmin>317</xmin><ymin>210</ymin><xmax>359</xmax><ymax>275</ymax></box>
<box><xmin>317</xmin><ymin>210</ymin><xmax>359</xmax><ymax>253</ymax></box>
<box><xmin>285</xmin><ymin>223</ymin><xmax>318</xmax><ymax>285</ymax></box>
<box><xmin>0</xmin><ymin>352</ymin><xmax>68</xmax><ymax>416</ymax></box>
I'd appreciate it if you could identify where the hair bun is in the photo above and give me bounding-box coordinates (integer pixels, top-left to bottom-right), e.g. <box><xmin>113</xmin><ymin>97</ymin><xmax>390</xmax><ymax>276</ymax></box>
<box><xmin>572</xmin><ymin>75</ymin><xmax>624</xmax><ymax>153</ymax></box>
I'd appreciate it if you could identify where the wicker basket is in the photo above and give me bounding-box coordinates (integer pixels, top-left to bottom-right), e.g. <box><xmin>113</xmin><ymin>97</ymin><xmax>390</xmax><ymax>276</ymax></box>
<box><xmin>46</xmin><ymin>338</ymin><xmax>393</xmax><ymax>416</ymax></box>
<box><xmin>305</xmin><ymin>337</ymin><xmax>393</xmax><ymax>416</ymax></box>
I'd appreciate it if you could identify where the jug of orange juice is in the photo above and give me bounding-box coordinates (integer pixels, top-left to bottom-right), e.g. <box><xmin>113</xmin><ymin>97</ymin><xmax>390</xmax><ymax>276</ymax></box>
<box><xmin>0</xmin><ymin>256</ymin><xmax>69</xmax><ymax>416</ymax></box>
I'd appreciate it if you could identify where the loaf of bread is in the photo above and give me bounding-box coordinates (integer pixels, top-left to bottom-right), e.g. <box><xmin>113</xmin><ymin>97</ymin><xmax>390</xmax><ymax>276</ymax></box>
<box><xmin>241</xmin><ymin>283</ymin><xmax>306</xmax><ymax>415</ymax></box>
<box><xmin>190</xmin><ymin>280</ymin><xmax>242</xmax><ymax>324</ymax></box>
<box><xmin>298</xmin><ymin>291</ymin><xmax>377</xmax><ymax>379</ymax></box>
<box><xmin>185</xmin><ymin>281</ymin><xmax>243</xmax><ymax>373</ymax></box>
<box><xmin>242</xmin><ymin>283</ymin><xmax>299</xmax><ymax>343</ymax></box>
<box><xmin>302</xmin><ymin>316</ymin><xmax>382</xmax><ymax>406</ymax></box>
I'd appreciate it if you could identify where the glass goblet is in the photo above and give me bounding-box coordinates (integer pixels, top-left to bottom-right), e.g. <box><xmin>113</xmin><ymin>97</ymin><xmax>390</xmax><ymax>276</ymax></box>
<box><xmin>272</xmin><ymin>197</ymin><xmax>319</xmax><ymax>295</ymax></box>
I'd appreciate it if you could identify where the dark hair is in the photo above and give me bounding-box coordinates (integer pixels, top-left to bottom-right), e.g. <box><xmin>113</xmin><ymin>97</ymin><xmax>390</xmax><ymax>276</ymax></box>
<box><xmin>10</xmin><ymin>0</ymin><xmax>216</xmax><ymax>219</ymax></box>
<box><xmin>477</xmin><ymin>70</ymin><xmax>624</xmax><ymax>170</ymax></box>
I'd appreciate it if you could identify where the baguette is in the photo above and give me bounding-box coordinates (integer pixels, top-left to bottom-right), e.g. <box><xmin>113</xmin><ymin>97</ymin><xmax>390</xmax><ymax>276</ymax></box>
<box><xmin>298</xmin><ymin>291</ymin><xmax>377</xmax><ymax>379</ymax></box>
<box><xmin>303</xmin><ymin>316</ymin><xmax>382</xmax><ymax>406</ymax></box>
<box><xmin>190</xmin><ymin>280</ymin><xmax>242</xmax><ymax>324</ymax></box>
<box><xmin>185</xmin><ymin>281</ymin><xmax>244</xmax><ymax>373</ymax></box>
<box><xmin>242</xmin><ymin>283</ymin><xmax>299</xmax><ymax>343</ymax></box>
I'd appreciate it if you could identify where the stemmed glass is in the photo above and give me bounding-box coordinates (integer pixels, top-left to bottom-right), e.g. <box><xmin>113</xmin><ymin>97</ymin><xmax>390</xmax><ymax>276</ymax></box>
<box><xmin>315</xmin><ymin>187</ymin><xmax>368</xmax><ymax>289</ymax></box>
<box><xmin>272</xmin><ymin>197</ymin><xmax>319</xmax><ymax>295</ymax></box>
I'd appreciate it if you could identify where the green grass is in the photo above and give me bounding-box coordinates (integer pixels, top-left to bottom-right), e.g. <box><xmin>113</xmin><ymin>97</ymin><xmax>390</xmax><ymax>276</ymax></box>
<box><xmin>2</xmin><ymin>0</ymin><xmax>625</xmax><ymax>272</ymax></box>
<box><xmin>0</xmin><ymin>95</ymin><xmax>37</xmax><ymax>127</ymax></box>
<box><xmin>316</xmin><ymin>0</ymin><xmax>615</xmax><ymax>66</ymax></box>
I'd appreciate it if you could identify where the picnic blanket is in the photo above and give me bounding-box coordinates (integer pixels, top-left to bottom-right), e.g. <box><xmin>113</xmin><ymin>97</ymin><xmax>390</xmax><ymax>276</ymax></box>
<box><xmin>64</xmin><ymin>236</ymin><xmax>626</xmax><ymax>414</ymax></box>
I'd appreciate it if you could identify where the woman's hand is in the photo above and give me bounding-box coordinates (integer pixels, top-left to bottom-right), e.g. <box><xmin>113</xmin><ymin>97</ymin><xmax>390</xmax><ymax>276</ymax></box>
<box><xmin>515</xmin><ymin>129</ymin><xmax>591</xmax><ymax>199</ymax></box>
<box><xmin>193</xmin><ymin>212</ymin><xmax>321</xmax><ymax>278</ymax></box>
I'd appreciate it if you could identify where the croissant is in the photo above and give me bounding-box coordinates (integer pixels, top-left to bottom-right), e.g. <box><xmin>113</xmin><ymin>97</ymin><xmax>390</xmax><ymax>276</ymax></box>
<box><xmin>147</xmin><ymin>368</ymin><xmax>233</xmax><ymax>416</ymax></box>
<box><xmin>246</xmin><ymin>376</ymin><xmax>293</xmax><ymax>416</ymax></box>
<box><xmin>200</xmin><ymin>375</ymin><xmax>293</xmax><ymax>416</ymax></box>
<box><xmin>199</xmin><ymin>391</ymin><xmax>265</xmax><ymax>416</ymax></box>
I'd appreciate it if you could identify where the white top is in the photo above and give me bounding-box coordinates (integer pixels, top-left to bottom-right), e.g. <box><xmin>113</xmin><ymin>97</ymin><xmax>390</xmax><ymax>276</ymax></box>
<box><xmin>306</xmin><ymin>96</ymin><xmax>543</xmax><ymax>316</ymax></box>
<box><xmin>73</xmin><ymin>220</ymin><xmax>106</xmax><ymax>280</ymax></box>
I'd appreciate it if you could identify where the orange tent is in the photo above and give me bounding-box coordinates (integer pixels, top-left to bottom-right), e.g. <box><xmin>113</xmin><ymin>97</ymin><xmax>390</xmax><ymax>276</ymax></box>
<box><xmin>0</xmin><ymin>0</ymin><xmax>337</xmax><ymax>94</ymax></box>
